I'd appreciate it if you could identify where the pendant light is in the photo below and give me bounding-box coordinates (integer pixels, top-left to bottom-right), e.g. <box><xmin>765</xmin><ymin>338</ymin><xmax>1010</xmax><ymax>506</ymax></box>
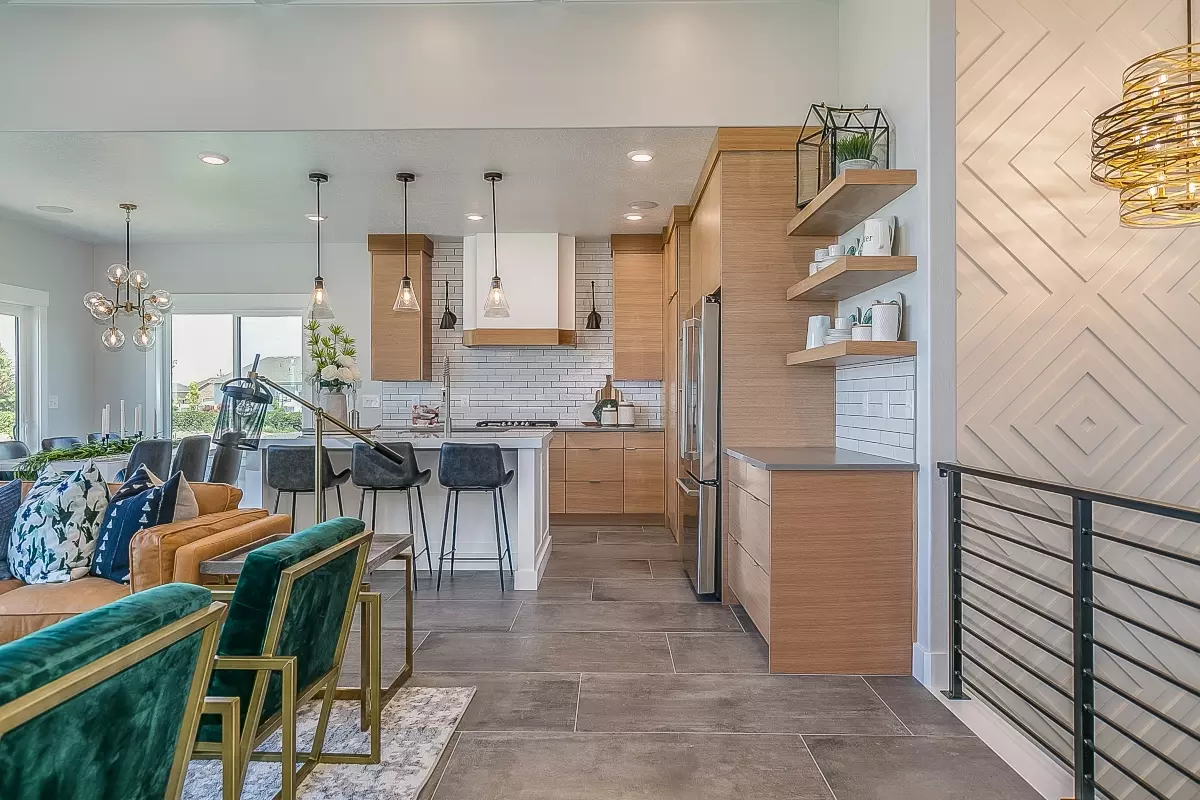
<box><xmin>586</xmin><ymin>280</ymin><xmax>602</xmax><ymax>330</ymax></box>
<box><xmin>1092</xmin><ymin>0</ymin><xmax>1200</xmax><ymax>226</ymax></box>
<box><xmin>439</xmin><ymin>280</ymin><xmax>458</xmax><ymax>330</ymax></box>
<box><xmin>83</xmin><ymin>203</ymin><xmax>172</xmax><ymax>352</ymax></box>
<box><xmin>482</xmin><ymin>171</ymin><xmax>511</xmax><ymax>318</ymax></box>
<box><xmin>307</xmin><ymin>172</ymin><xmax>335</xmax><ymax>320</ymax></box>
<box><xmin>392</xmin><ymin>172</ymin><xmax>421</xmax><ymax>312</ymax></box>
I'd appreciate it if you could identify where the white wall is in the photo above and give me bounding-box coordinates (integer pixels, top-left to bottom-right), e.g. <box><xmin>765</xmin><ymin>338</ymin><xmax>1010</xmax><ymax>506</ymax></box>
<box><xmin>0</xmin><ymin>2</ymin><xmax>839</xmax><ymax>132</ymax></box>
<box><xmin>0</xmin><ymin>213</ymin><xmax>95</xmax><ymax>442</ymax></box>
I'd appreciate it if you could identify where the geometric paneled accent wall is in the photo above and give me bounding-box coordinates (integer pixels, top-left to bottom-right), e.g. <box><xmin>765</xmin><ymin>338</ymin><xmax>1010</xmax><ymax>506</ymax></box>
<box><xmin>958</xmin><ymin>2</ymin><xmax>1200</xmax><ymax>798</ymax></box>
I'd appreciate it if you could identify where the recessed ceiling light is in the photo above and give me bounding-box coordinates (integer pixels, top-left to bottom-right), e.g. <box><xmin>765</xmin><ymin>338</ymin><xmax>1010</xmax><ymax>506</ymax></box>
<box><xmin>627</xmin><ymin>150</ymin><xmax>654</xmax><ymax>163</ymax></box>
<box><xmin>35</xmin><ymin>205</ymin><xmax>73</xmax><ymax>214</ymax></box>
<box><xmin>466</xmin><ymin>213</ymin><xmax>485</xmax><ymax>221</ymax></box>
<box><xmin>305</xmin><ymin>214</ymin><xmax>327</xmax><ymax>222</ymax></box>
<box><xmin>623</xmin><ymin>212</ymin><xmax>644</xmax><ymax>221</ymax></box>
<box><xmin>198</xmin><ymin>152</ymin><xmax>229</xmax><ymax>166</ymax></box>
<box><xmin>628</xmin><ymin>201</ymin><xmax>659</xmax><ymax>211</ymax></box>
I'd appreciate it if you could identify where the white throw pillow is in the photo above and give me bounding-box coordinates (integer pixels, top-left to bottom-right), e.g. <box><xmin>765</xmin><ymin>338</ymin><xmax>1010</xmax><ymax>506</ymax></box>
<box><xmin>8</xmin><ymin>461</ymin><xmax>111</xmax><ymax>583</ymax></box>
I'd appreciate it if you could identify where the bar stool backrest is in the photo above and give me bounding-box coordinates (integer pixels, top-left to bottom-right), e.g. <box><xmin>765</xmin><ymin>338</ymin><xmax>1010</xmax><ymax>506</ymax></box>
<box><xmin>438</xmin><ymin>442</ymin><xmax>507</xmax><ymax>490</ymax></box>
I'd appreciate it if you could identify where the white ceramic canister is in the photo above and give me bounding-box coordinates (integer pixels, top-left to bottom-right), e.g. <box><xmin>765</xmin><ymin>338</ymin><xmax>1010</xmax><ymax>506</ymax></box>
<box><xmin>617</xmin><ymin>403</ymin><xmax>635</xmax><ymax>426</ymax></box>
<box><xmin>851</xmin><ymin>324</ymin><xmax>873</xmax><ymax>341</ymax></box>
<box><xmin>870</xmin><ymin>293</ymin><xmax>904</xmax><ymax>341</ymax></box>
<box><xmin>861</xmin><ymin>217</ymin><xmax>895</xmax><ymax>256</ymax></box>
<box><xmin>601</xmin><ymin>407</ymin><xmax>619</xmax><ymax>426</ymax></box>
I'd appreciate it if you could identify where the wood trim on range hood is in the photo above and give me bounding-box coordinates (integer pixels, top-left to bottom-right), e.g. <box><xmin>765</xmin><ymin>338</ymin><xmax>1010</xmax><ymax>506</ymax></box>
<box><xmin>463</xmin><ymin>329</ymin><xmax>577</xmax><ymax>347</ymax></box>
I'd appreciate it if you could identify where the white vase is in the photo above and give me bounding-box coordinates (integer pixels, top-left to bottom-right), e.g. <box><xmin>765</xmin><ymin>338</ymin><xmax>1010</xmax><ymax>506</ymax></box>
<box><xmin>838</xmin><ymin>158</ymin><xmax>877</xmax><ymax>173</ymax></box>
<box><xmin>321</xmin><ymin>390</ymin><xmax>349</xmax><ymax>425</ymax></box>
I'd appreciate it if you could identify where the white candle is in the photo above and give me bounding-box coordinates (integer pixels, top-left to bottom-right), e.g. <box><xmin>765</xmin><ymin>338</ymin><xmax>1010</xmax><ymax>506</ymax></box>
<box><xmin>120</xmin><ymin>399</ymin><xmax>126</xmax><ymax>439</ymax></box>
<box><xmin>134</xmin><ymin>404</ymin><xmax>142</xmax><ymax>435</ymax></box>
<box><xmin>102</xmin><ymin>405</ymin><xmax>110</xmax><ymax>438</ymax></box>
<box><xmin>151</xmin><ymin>407</ymin><xmax>157</xmax><ymax>438</ymax></box>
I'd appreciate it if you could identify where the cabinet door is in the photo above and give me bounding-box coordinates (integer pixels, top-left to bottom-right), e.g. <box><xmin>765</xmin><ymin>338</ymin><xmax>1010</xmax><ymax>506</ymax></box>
<box><xmin>613</xmin><ymin>251</ymin><xmax>664</xmax><ymax>380</ymax></box>
<box><xmin>623</xmin><ymin>448</ymin><xmax>665</xmax><ymax>513</ymax></box>
<box><xmin>566</xmin><ymin>481</ymin><xmax>624</xmax><ymax>513</ymax></box>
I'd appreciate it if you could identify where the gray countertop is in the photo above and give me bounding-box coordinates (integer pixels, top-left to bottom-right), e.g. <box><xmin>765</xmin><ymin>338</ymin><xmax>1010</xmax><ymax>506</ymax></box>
<box><xmin>725</xmin><ymin>446</ymin><xmax>918</xmax><ymax>472</ymax></box>
<box><xmin>382</xmin><ymin>424</ymin><xmax>664</xmax><ymax>433</ymax></box>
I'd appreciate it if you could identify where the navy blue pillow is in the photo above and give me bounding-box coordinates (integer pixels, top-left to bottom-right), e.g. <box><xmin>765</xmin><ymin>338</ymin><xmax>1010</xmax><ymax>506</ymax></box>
<box><xmin>91</xmin><ymin>466</ymin><xmax>164</xmax><ymax>583</ymax></box>
<box><xmin>0</xmin><ymin>478</ymin><xmax>22</xmax><ymax>581</ymax></box>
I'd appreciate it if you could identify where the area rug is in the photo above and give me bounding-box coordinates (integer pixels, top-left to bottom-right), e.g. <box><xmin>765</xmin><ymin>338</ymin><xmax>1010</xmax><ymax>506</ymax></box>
<box><xmin>183</xmin><ymin>687</ymin><xmax>475</xmax><ymax>800</ymax></box>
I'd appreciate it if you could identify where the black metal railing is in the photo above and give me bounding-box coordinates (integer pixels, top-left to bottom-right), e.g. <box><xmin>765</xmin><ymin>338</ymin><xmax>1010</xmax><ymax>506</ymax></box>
<box><xmin>939</xmin><ymin>462</ymin><xmax>1200</xmax><ymax>800</ymax></box>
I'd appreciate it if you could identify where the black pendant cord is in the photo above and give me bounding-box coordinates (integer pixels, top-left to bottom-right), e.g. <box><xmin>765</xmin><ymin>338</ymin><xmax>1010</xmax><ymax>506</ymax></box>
<box><xmin>124</xmin><ymin>209</ymin><xmax>131</xmax><ymax>310</ymax></box>
<box><xmin>445</xmin><ymin>280</ymin><xmax>451</xmax><ymax>308</ymax></box>
<box><xmin>402</xmin><ymin>177</ymin><xmax>410</xmax><ymax>281</ymax></box>
<box><xmin>491</xmin><ymin>177</ymin><xmax>500</xmax><ymax>280</ymax></box>
<box><xmin>315</xmin><ymin>179</ymin><xmax>323</xmax><ymax>281</ymax></box>
<box><xmin>591</xmin><ymin>281</ymin><xmax>597</xmax><ymax>311</ymax></box>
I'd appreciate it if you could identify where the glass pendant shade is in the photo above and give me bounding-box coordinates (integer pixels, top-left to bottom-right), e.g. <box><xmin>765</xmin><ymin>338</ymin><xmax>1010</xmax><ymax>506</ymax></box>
<box><xmin>132</xmin><ymin>326</ymin><xmax>155</xmax><ymax>352</ymax></box>
<box><xmin>101</xmin><ymin>326</ymin><xmax>125</xmax><ymax>351</ymax></box>
<box><xmin>483</xmin><ymin>276</ymin><xmax>511</xmax><ymax>318</ymax></box>
<box><xmin>393</xmin><ymin>274</ymin><xmax>420</xmax><ymax>312</ymax></box>
<box><xmin>128</xmin><ymin>270</ymin><xmax>149</xmax><ymax>290</ymax></box>
<box><xmin>308</xmin><ymin>276</ymin><xmax>335</xmax><ymax>320</ymax></box>
<box><xmin>106</xmin><ymin>263</ymin><xmax>128</xmax><ymax>284</ymax></box>
<box><xmin>148</xmin><ymin>290</ymin><xmax>173</xmax><ymax>311</ymax></box>
<box><xmin>89</xmin><ymin>301</ymin><xmax>115</xmax><ymax>322</ymax></box>
<box><xmin>83</xmin><ymin>291</ymin><xmax>105</xmax><ymax>310</ymax></box>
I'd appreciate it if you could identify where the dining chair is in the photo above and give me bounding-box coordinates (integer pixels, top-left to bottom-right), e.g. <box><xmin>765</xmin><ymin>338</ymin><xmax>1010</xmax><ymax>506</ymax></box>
<box><xmin>170</xmin><ymin>434</ymin><xmax>212</xmax><ymax>482</ymax></box>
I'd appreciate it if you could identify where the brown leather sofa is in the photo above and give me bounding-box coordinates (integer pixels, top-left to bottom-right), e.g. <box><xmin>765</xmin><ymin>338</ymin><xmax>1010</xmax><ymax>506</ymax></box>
<box><xmin>0</xmin><ymin>482</ymin><xmax>291</xmax><ymax>643</ymax></box>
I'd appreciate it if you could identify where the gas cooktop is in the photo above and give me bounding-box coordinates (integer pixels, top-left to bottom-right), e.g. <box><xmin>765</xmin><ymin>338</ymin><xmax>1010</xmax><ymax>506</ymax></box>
<box><xmin>474</xmin><ymin>420</ymin><xmax>560</xmax><ymax>429</ymax></box>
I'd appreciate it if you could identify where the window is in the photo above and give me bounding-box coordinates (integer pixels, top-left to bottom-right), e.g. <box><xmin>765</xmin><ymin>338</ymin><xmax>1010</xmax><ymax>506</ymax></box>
<box><xmin>169</xmin><ymin>313</ymin><xmax>304</xmax><ymax>439</ymax></box>
<box><xmin>0</xmin><ymin>313</ymin><xmax>19</xmax><ymax>442</ymax></box>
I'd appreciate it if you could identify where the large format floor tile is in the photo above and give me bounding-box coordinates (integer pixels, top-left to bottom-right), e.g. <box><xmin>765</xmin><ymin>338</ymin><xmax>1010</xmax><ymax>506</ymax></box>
<box><xmin>414</xmin><ymin>572</ymin><xmax>593</xmax><ymax>603</ymax></box>
<box><xmin>596</xmin><ymin>530</ymin><xmax>679</xmax><ymax>546</ymax></box>
<box><xmin>576</xmin><ymin>673</ymin><xmax>908</xmax><ymax>734</ymax></box>
<box><xmin>547</xmin><ymin>529</ymin><xmax>599</xmax><ymax>544</ymax></box>
<box><xmin>806</xmin><ymin>735</ymin><xmax>1043</xmax><ymax>800</ymax></box>
<box><xmin>408</xmin><ymin>672</ymin><xmax>581</xmax><ymax>731</ymax></box>
<box><xmin>666</xmin><ymin>632</ymin><xmax>769</xmax><ymax>673</ymax></box>
<box><xmin>339</xmin><ymin>630</ymin><xmax>429</xmax><ymax>684</ymax></box>
<box><xmin>649</xmin><ymin>560</ymin><xmax>688</xmax><ymax>579</ymax></box>
<box><xmin>542</xmin><ymin>554</ymin><xmax>653</xmax><ymax>578</ymax></box>
<box><xmin>416</xmin><ymin>631</ymin><xmax>674</xmax><ymax>673</ymax></box>
<box><xmin>553</xmin><ymin>542</ymin><xmax>683</xmax><ymax>560</ymax></box>
<box><xmin>397</xmin><ymin>600</ymin><xmax>525</xmax><ymax>632</ymax></box>
<box><xmin>511</xmin><ymin>601</ymin><xmax>742</xmax><ymax>632</ymax></box>
<box><xmin>591</xmin><ymin>578</ymin><xmax>698</xmax><ymax>602</ymax></box>
<box><xmin>431</xmin><ymin>732</ymin><xmax>835</xmax><ymax>800</ymax></box>
<box><xmin>864</xmin><ymin>676</ymin><xmax>974</xmax><ymax>736</ymax></box>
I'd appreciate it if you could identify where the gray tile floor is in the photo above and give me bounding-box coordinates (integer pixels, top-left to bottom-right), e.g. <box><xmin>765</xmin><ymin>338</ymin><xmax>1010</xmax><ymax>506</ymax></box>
<box><xmin>353</xmin><ymin>524</ymin><xmax>1040</xmax><ymax>800</ymax></box>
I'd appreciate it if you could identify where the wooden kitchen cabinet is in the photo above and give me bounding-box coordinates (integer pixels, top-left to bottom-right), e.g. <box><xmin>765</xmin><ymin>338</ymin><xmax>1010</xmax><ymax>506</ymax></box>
<box><xmin>623</xmin><ymin>448</ymin><xmax>665</xmax><ymax>513</ymax></box>
<box><xmin>611</xmin><ymin>235</ymin><xmax>663</xmax><ymax>380</ymax></box>
<box><xmin>550</xmin><ymin>430</ymin><xmax>665</xmax><ymax>519</ymax></box>
<box><xmin>367</xmin><ymin>234</ymin><xmax>434</xmax><ymax>381</ymax></box>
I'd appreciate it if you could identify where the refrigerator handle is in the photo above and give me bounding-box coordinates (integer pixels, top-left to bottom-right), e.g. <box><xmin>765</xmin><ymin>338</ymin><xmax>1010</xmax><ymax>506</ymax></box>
<box><xmin>676</xmin><ymin>477</ymin><xmax>699</xmax><ymax>497</ymax></box>
<box><xmin>680</xmin><ymin>318</ymin><xmax>699</xmax><ymax>460</ymax></box>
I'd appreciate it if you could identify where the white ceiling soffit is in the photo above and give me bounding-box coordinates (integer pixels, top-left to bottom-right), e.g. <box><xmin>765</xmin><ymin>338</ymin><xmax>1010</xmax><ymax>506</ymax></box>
<box><xmin>0</xmin><ymin>127</ymin><xmax>713</xmax><ymax>243</ymax></box>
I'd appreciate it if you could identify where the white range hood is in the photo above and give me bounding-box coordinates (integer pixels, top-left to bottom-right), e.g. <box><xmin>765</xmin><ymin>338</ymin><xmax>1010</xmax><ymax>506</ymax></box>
<box><xmin>462</xmin><ymin>233</ymin><xmax>576</xmax><ymax>347</ymax></box>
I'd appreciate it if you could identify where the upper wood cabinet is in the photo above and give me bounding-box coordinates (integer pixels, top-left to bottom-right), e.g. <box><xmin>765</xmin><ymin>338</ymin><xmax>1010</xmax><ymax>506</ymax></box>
<box><xmin>611</xmin><ymin>234</ymin><xmax>663</xmax><ymax>380</ymax></box>
<box><xmin>368</xmin><ymin>234</ymin><xmax>433</xmax><ymax>381</ymax></box>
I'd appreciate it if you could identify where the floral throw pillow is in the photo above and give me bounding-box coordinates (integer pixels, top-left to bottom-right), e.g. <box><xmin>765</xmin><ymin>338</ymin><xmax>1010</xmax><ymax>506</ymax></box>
<box><xmin>8</xmin><ymin>461</ymin><xmax>110</xmax><ymax>584</ymax></box>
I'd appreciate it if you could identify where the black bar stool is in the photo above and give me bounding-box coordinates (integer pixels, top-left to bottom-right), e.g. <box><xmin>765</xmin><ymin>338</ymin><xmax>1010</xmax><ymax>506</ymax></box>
<box><xmin>436</xmin><ymin>442</ymin><xmax>515</xmax><ymax>590</ymax></box>
<box><xmin>264</xmin><ymin>445</ymin><xmax>351</xmax><ymax>531</ymax></box>
<box><xmin>351</xmin><ymin>442</ymin><xmax>433</xmax><ymax>575</ymax></box>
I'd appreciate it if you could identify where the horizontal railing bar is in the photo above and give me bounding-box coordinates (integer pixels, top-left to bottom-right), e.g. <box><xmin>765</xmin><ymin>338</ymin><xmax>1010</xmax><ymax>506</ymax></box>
<box><xmin>1092</xmin><ymin>603</ymin><xmax>1200</xmax><ymax>658</ymax></box>
<box><xmin>959</xmin><ymin>596</ymin><xmax>1072</xmax><ymax>665</ymax></box>
<box><xmin>959</xmin><ymin>675</ymin><xmax>1074</xmax><ymax>772</ymax></box>
<box><xmin>1094</xmin><ymin>675</ymin><xmax>1200</xmax><ymax>745</ymax></box>
<box><xmin>960</xmin><ymin>545</ymin><xmax>1072</xmax><ymax>596</ymax></box>
<box><xmin>960</xmin><ymin>493</ymin><xmax>1073</xmax><ymax>530</ymax></box>
<box><xmin>960</xmin><ymin>627</ymin><xmax>1072</xmax><ymax>701</ymax></box>
<box><xmin>960</xmin><ymin>518</ymin><xmax>1072</xmax><ymax>561</ymax></box>
<box><xmin>959</xmin><ymin>572</ymin><xmax>1069</xmax><ymax>630</ymax></box>
<box><xmin>957</xmin><ymin>648</ymin><xmax>1073</xmax><ymax>735</ymax></box>
<box><xmin>1091</xmin><ymin>530</ymin><xmax>1200</xmax><ymax>570</ymax></box>
<box><xmin>1091</xmin><ymin>639</ymin><xmax>1200</xmax><ymax>699</ymax></box>
<box><xmin>939</xmin><ymin>462</ymin><xmax>1200</xmax><ymax>523</ymax></box>
<box><xmin>1090</xmin><ymin>565</ymin><xmax>1200</xmax><ymax>612</ymax></box>
<box><xmin>1092</xmin><ymin>784</ymin><xmax>1119</xmax><ymax>800</ymax></box>
<box><xmin>1093</xmin><ymin>752</ymin><xmax>1171</xmax><ymax>800</ymax></box>
<box><xmin>1095</xmin><ymin>711</ymin><xmax>1200</xmax><ymax>786</ymax></box>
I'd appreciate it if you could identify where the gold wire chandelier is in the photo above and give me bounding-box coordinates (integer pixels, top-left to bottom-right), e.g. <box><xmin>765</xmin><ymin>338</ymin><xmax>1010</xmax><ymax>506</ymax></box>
<box><xmin>1092</xmin><ymin>0</ymin><xmax>1200</xmax><ymax>227</ymax></box>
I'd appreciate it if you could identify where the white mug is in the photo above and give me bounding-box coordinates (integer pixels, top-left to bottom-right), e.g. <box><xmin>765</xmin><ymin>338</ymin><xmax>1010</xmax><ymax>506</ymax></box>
<box><xmin>862</xmin><ymin>217</ymin><xmax>895</xmax><ymax>256</ymax></box>
<box><xmin>813</xmin><ymin>248</ymin><xmax>829</xmax><ymax>261</ymax></box>
<box><xmin>834</xmin><ymin>317</ymin><xmax>851</xmax><ymax>330</ymax></box>
<box><xmin>827</xmin><ymin>243</ymin><xmax>846</xmax><ymax>258</ymax></box>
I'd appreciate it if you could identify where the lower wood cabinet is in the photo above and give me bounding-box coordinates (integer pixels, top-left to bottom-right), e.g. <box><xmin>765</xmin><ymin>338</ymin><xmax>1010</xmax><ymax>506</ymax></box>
<box><xmin>565</xmin><ymin>481</ymin><xmax>623</xmax><ymax>513</ymax></box>
<box><xmin>549</xmin><ymin>430</ymin><xmax>665</xmax><ymax>517</ymax></box>
<box><xmin>622</xmin><ymin>447</ymin><xmax>665</xmax><ymax>513</ymax></box>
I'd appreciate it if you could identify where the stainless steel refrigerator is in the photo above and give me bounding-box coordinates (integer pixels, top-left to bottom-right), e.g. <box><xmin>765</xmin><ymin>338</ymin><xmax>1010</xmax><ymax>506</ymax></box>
<box><xmin>678</xmin><ymin>293</ymin><xmax>720</xmax><ymax>598</ymax></box>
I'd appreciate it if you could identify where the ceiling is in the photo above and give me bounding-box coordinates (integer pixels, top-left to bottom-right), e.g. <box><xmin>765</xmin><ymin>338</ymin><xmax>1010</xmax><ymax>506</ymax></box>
<box><xmin>3</xmin><ymin>0</ymin><xmax>768</xmax><ymax>5</ymax></box>
<box><xmin>0</xmin><ymin>128</ymin><xmax>713</xmax><ymax>243</ymax></box>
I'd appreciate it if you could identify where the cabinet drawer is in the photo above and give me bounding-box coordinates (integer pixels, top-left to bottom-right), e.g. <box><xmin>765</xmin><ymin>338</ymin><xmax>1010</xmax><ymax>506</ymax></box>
<box><xmin>550</xmin><ymin>481</ymin><xmax>565</xmax><ymax>514</ymax></box>
<box><xmin>623</xmin><ymin>449</ymin><xmax>665</xmax><ymax>514</ymax></box>
<box><xmin>549</xmin><ymin>449</ymin><xmax>566</xmax><ymax>482</ymax></box>
<box><xmin>728</xmin><ymin>484</ymin><xmax>770</xmax><ymax>572</ymax></box>
<box><xmin>566</xmin><ymin>448</ymin><xmax>624</xmax><ymax>481</ymax></box>
<box><xmin>727</xmin><ymin>456</ymin><xmax>771</xmax><ymax>505</ymax></box>
<box><xmin>550</xmin><ymin>432</ymin><xmax>566</xmax><ymax>450</ymax></box>
<box><xmin>728</xmin><ymin>540</ymin><xmax>770</xmax><ymax>640</ymax></box>
<box><xmin>623</xmin><ymin>431</ymin><xmax>665</xmax><ymax>449</ymax></box>
<box><xmin>565</xmin><ymin>481</ymin><xmax>623</xmax><ymax>514</ymax></box>
<box><xmin>565</xmin><ymin>431</ymin><xmax>624</xmax><ymax>449</ymax></box>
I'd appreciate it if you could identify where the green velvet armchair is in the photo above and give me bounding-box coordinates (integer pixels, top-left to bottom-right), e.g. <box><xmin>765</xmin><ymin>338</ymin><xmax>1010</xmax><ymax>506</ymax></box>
<box><xmin>0</xmin><ymin>583</ymin><xmax>226</xmax><ymax>800</ymax></box>
<box><xmin>193</xmin><ymin>517</ymin><xmax>376</xmax><ymax>800</ymax></box>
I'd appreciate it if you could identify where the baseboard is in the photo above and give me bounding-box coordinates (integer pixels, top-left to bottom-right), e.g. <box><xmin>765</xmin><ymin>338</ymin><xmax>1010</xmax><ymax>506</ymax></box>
<box><xmin>912</xmin><ymin>642</ymin><xmax>947</xmax><ymax>688</ymax></box>
<box><xmin>550</xmin><ymin>513</ymin><xmax>666</xmax><ymax>527</ymax></box>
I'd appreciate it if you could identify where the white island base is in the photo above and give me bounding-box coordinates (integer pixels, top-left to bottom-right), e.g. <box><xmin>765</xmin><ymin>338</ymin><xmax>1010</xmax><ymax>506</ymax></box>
<box><xmin>256</xmin><ymin>430</ymin><xmax>553</xmax><ymax>590</ymax></box>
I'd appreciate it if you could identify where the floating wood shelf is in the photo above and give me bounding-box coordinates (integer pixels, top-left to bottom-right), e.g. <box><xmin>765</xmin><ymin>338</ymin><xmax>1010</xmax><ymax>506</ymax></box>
<box><xmin>786</xmin><ymin>340</ymin><xmax>917</xmax><ymax>367</ymax></box>
<box><xmin>787</xmin><ymin>170</ymin><xmax>917</xmax><ymax>237</ymax></box>
<box><xmin>786</xmin><ymin>256</ymin><xmax>917</xmax><ymax>302</ymax></box>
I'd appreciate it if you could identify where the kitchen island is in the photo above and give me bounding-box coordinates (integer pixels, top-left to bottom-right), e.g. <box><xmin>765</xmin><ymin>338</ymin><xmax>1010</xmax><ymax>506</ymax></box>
<box><xmin>256</xmin><ymin>430</ymin><xmax>553</xmax><ymax>590</ymax></box>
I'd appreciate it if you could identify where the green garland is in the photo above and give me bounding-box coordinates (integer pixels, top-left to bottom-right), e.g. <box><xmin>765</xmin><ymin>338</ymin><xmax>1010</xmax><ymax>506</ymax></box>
<box><xmin>14</xmin><ymin>439</ymin><xmax>138</xmax><ymax>481</ymax></box>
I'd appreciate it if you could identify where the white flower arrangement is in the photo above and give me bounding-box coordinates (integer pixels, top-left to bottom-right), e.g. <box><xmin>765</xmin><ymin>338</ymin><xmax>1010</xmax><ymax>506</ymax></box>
<box><xmin>306</xmin><ymin>320</ymin><xmax>361</xmax><ymax>392</ymax></box>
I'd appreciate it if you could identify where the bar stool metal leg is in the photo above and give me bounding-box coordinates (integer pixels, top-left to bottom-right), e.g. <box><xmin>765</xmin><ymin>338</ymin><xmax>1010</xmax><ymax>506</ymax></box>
<box><xmin>357</xmin><ymin>489</ymin><xmax>367</xmax><ymax>521</ymax></box>
<box><xmin>437</xmin><ymin>491</ymin><xmax>453</xmax><ymax>590</ymax></box>
<box><xmin>336</xmin><ymin>485</ymin><xmax>345</xmax><ymax>516</ymax></box>
<box><xmin>449</xmin><ymin>491</ymin><xmax>461</xmax><ymax>578</ymax></box>
<box><xmin>290</xmin><ymin>492</ymin><xmax>298</xmax><ymax>533</ymax></box>
<box><xmin>415</xmin><ymin>486</ymin><xmax>433</xmax><ymax>575</ymax></box>
<box><xmin>498</xmin><ymin>486</ymin><xmax>514</xmax><ymax>578</ymax></box>
<box><xmin>371</xmin><ymin>490</ymin><xmax>380</xmax><ymax>532</ymax></box>
<box><xmin>491</xmin><ymin>489</ymin><xmax>506</xmax><ymax>590</ymax></box>
<box><xmin>274</xmin><ymin>491</ymin><xmax>282</xmax><ymax>515</ymax></box>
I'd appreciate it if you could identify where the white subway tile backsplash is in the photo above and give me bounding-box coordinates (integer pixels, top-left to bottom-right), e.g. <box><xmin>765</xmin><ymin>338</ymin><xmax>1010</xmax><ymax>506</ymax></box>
<box><xmin>381</xmin><ymin>238</ymin><xmax>663</xmax><ymax>427</ymax></box>
<box><xmin>834</xmin><ymin>356</ymin><xmax>915</xmax><ymax>462</ymax></box>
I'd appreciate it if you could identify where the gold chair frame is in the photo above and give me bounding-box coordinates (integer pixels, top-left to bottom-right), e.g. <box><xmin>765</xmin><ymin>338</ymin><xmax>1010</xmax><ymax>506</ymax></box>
<box><xmin>0</xmin><ymin>601</ymin><xmax>227</xmax><ymax>800</ymax></box>
<box><xmin>193</xmin><ymin>528</ymin><xmax>378</xmax><ymax>800</ymax></box>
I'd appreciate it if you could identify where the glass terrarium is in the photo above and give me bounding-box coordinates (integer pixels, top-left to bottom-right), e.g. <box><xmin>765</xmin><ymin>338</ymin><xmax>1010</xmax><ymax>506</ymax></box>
<box><xmin>796</xmin><ymin>104</ymin><xmax>892</xmax><ymax>208</ymax></box>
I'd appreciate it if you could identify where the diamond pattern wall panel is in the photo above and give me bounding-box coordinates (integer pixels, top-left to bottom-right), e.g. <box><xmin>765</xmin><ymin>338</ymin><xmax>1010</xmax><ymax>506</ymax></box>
<box><xmin>957</xmin><ymin>2</ymin><xmax>1200</xmax><ymax>798</ymax></box>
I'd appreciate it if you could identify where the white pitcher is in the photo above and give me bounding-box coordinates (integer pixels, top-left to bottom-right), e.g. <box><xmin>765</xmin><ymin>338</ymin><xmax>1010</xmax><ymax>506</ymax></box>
<box><xmin>862</xmin><ymin>217</ymin><xmax>895</xmax><ymax>256</ymax></box>
<box><xmin>870</xmin><ymin>293</ymin><xmax>904</xmax><ymax>341</ymax></box>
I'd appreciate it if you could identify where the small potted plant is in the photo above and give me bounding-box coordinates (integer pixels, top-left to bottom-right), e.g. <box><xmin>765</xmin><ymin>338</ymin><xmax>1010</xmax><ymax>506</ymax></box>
<box><xmin>835</xmin><ymin>132</ymin><xmax>880</xmax><ymax>173</ymax></box>
<box><xmin>306</xmin><ymin>320</ymin><xmax>361</xmax><ymax>424</ymax></box>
